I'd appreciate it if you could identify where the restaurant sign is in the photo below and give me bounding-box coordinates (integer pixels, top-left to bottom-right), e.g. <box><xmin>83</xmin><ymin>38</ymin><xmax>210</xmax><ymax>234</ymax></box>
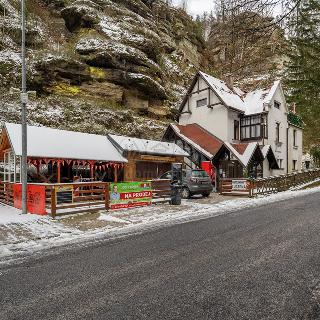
<box><xmin>232</xmin><ymin>180</ymin><xmax>248</xmax><ymax>191</ymax></box>
<box><xmin>109</xmin><ymin>181</ymin><xmax>152</xmax><ymax>210</ymax></box>
<box><xmin>13</xmin><ymin>184</ymin><xmax>46</xmax><ymax>215</ymax></box>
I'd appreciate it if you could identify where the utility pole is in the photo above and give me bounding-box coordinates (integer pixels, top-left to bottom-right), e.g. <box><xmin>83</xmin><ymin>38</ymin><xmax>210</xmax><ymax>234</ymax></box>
<box><xmin>21</xmin><ymin>0</ymin><xmax>28</xmax><ymax>214</ymax></box>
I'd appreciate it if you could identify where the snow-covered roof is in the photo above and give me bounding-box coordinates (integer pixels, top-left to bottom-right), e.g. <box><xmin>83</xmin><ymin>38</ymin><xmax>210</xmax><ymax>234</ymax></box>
<box><xmin>198</xmin><ymin>72</ymin><xmax>282</xmax><ymax>116</ymax></box>
<box><xmin>225</xmin><ymin>142</ymin><xmax>259</xmax><ymax>167</ymax></box>
<box><xmin>261</xmin><ymin>145</ymin><xmax>271</xmax><ymax>158</ymax></box>
<box><xmin>244</xmin><ymin>81</ymin><xmax>281</xmax><ymax>115</ymax></box>
<box><xmin>169</xmin><ymin>123</ymin><xmax>222</xmax><ymax>159</ymax></box>
<box><xmin>3</xmin><ymin>123</ymin><xmax>127</xmax><ymax>163</ymax></box>
<box><xmin>199</xmin><ymin>72</ymin><xmax>246</xmax><ymax>113</ymax></box>
<box><xmin>108</xmin><ymin>134</ymin><xmax>189</xmax><ymax>157</ymax></box>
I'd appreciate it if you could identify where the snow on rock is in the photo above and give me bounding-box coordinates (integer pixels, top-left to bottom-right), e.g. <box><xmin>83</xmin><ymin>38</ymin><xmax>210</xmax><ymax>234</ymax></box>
<box><xmin>76</xmin><ymin>37</ymin><xmax>160</xmax><ymax>70</ymax></box>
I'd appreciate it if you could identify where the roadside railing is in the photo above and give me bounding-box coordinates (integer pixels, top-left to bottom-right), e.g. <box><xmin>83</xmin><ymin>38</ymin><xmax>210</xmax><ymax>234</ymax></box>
<box><xmin>220</xmin><ymin>169</ymin><xmax>320</xmax><ymax>197</ymax></box>
<box><xmin>0</xmin><ymin>179</ymin><xmax>175</xmax><ymax>217</ymax></box>
<box><xmin>46</xmin><ymin>182</ymin><xmax>110</xmax><ymax>218</ymax></box>
<box><xmin>251</xmin><ymin>168</ymin><xmax>320</xmax><ymax>197</ymax></box>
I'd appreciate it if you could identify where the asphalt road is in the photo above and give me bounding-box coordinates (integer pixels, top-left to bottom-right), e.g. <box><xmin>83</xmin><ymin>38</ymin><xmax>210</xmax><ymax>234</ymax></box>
<box><xmin>1</xmin><ymin>192</ymin><xmax>320</xmax><ymax>320</ymax></box>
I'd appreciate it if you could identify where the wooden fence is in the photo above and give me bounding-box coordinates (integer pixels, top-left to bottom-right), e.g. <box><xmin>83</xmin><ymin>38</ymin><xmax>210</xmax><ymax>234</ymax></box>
<box><xmin>0</xmin><ymin>179</ymin><xmax>174</xmax><ymax>217</ymax></box>
<box><xmin>251</xmin><ymin>169</ymin><xmax>320</xmax><ymax>197</ymax></box>
<box><xmin>220</xmin><ymin>169</ymin><xmax>320</xmax><ymax>197</ymax></box>
<box><xmin>47</xmin><ymin>182</ymin><xmax>110</xmax><ymax>218</ymax></box>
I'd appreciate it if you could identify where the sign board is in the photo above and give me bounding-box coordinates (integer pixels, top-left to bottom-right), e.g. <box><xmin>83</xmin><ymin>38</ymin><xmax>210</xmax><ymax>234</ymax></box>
<box><xmin>232</xmin><ymin>180</ymin><xmax>248</xmax><ymax>191</ymax></box>
<box><xmin>13</xmin><ymin>184</ymin><xmax>46</xmax><ymax>215</ymax></box>
<box><xmin>55</xmin><ymin>186</ymin><xmax>73</xmax><ymax>205</ymax></box>
<box><xmin>109</xmin><ymin>181</ymin><xmax>152</xmax><ymax>210</ymax></box>
<box><xmin>140</xmin><ymin>155</ymin><xmax>176</xmax><ymax>163</ymax></box>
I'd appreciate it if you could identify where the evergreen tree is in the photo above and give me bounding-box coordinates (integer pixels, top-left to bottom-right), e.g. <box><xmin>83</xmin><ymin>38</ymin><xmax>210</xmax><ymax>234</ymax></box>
<box><xmin>286</xmin><ymin>0</ymin><xmax>320</xmax><ymax>148</ymax></box>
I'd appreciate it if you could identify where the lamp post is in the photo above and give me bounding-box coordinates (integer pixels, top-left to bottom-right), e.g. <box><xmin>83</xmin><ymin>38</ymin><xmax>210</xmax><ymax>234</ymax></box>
<box><xmin>21</xmin><ymin>0</ymin><xmax>28</xmax><ymax>214</ymax></box>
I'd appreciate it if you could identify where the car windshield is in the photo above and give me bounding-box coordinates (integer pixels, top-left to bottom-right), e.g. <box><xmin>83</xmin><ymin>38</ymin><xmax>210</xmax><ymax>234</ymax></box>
<box><xmin>191</xmin><ymin>170</ymin><xmax>209</xmax><ymax>178</ymax></box>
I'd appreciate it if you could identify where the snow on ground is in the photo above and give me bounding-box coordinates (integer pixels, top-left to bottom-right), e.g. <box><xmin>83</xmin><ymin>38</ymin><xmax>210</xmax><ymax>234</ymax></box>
<box><xmin>0</xmin><ymin>204</ymin><xmax>40</xmax><ymax>225</ymax></box>
<box><xmin>1</xmin><ymin>185</ymin><xmax>320</xmax><ymax>265</ymax></box>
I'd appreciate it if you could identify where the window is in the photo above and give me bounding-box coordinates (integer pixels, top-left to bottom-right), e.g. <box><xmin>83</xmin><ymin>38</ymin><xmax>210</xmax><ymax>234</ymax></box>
<box><xmin>293</xmin><ymin>129</ymin><xmax>297</xmax><ymax>147</ymax></box>
<box><xmin>234</xmin><ymin>120</ymin><xmax>239</xmax><ymax>140</ymax></box>
<box><xmin>293</xmin><ymin>160</ymin><xmax>297</xmax><ymax>171</ymax></box>
<box><xmin>278</xmin><ymin>159</ymin><xmax>283</xmax><ymax>169</ymax></box>
<box><xmin>274</xmin><ymin>101</ymin><xmax>280</xmax><ymax>109</ymax></box>
<box><xmin>196</xmin><ymin>98</ymin><xmax>207</xmax><ymax>108</ymax></box>
<box><xmin>276</xmin><ymin>123</ymin><xmax>280</xmax><ymax>143</ymax></box>
<box><xmin>240</xmin><ymin>115</ymin><xmax>262</xmax><ymax>140</ymax></box>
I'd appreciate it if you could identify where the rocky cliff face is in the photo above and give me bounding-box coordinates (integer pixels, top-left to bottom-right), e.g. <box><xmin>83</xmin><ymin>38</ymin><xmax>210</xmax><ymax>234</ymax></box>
<box><xmin>0</xmin><ymin>0</ymin><xmax>204</xmax><ymax>138</ymax></box>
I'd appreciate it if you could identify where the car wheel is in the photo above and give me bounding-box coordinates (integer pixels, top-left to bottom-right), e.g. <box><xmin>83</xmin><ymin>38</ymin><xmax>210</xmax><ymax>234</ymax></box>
<box><xmin>202</xmin><ymin>192</ymin><xmax>211</xmax><ymax>197</ymax></box>
<box><xmin>181</xmin><ymin>187</ymin><xmax>191</xmax><ymax>199</ymax></box>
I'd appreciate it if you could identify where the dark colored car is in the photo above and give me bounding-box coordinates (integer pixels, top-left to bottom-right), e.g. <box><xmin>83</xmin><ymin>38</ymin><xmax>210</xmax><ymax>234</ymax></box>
<box><xmin>159</xmin><ymin>169</ymin><xmax>213</xmax><ymax>199</ymax></box>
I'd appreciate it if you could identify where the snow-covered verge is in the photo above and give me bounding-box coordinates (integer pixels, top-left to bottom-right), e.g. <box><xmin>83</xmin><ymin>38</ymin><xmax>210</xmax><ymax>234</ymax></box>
<box><xmin>1</xmin><ymin>186</ymin><xmax>320</xmax><ymax>266</ymax></box>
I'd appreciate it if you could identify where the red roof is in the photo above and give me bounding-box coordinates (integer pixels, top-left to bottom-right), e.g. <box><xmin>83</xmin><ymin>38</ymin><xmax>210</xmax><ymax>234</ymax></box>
<box><xmin>229</xmin><ymin>143</ymin><xmax>249</xmax><ymax>155</ymax></box>
<box><xmin>173</xmin><ymin>123</ymin><xmax>223</xmax><ymax>157</ymax></box>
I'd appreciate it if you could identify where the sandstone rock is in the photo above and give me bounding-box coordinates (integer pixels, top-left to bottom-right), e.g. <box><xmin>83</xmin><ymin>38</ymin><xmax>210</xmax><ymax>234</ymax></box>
<box><xmin>81</xmin><ymin>81</ymin><xmax>124</xmax><ymax>103</ymax></box>
<box><xmin>32</xmin><ymin>54</ymin><xmax>92</xmax><ymax>90</ymax></box>
<box><xmin>76</xmin><ymin>38</ymin><xmax>162</xmax><ymax>76</ymax></box>
<box><xmin>124</xmin><ymin>90</ymin><xmax>149</xmax><ymax>110</ymax></box>
<box><xmin>61</xmin><ymin>2</ymin><xmax>100</xmax><ymax>32</ymax></box>
<box><xmin>104</xmin><ymin>69</ymin><xmax>167</xmax><ymax>100</ymax></box>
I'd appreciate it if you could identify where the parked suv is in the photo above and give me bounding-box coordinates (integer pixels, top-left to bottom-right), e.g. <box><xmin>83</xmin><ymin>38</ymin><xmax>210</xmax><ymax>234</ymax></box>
<box><xmin>159</xmin><ymin>169</ymin><xmax>213</xmax><ymax>199</ymax></box>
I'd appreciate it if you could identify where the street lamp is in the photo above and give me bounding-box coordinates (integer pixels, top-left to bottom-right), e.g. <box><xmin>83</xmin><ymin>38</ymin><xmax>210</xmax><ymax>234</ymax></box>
<box><xmin>21</xmin><ymin>0</ymin><xmax>27</xmax><ymax>214</ymax></box>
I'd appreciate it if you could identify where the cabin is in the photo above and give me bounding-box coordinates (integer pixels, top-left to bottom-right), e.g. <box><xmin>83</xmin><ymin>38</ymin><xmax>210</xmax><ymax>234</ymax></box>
<box><xmin>108</xmin><ymin>134</ymin><xmax>189</xmax><ymax>181</ymax></box>
<box><xmin>0</xmin><ymin>123</ymin><xmax>127</xmax><ymax>184</ymax></box>
<box><xmin>165</xmin><ymin>71</ymin><xmax>304</xmax><ymax>178</ymax></box>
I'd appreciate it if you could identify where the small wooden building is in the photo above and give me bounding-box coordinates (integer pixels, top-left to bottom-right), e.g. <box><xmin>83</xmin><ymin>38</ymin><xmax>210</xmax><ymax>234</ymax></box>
<box><xmin>108</xmin><ymin>134</ymin><xmax>189</xmax><ymax>181</ymax></box>
<box><xmin>0</xmin><ymin>123</ymin><xmax>127</xmax><ymax>184</ymax></box>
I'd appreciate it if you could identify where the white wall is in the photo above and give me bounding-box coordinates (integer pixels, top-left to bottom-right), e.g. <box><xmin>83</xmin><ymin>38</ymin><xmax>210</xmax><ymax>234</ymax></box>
<box><xmin>265</xmin><ymin>86</ymin><xmax>289</xmax><ymax>175</ymax></box>
<box><xmin>288</xmin><ymin>125</ymin><xmax>303</xmax><ymax>172</ymax></box>
<box><xmin>179</xmin><ymin>77</ymin><xmax>230</xmax><ymax>141</ymax></box>
<box><xmin>227</xmin><ymin>110</ymin><xmax>240</xmax><ymax>142</ymax></box>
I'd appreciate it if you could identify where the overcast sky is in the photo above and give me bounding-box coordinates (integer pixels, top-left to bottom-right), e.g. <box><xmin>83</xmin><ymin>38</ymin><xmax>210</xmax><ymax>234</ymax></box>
<box><xmin>172</xmin><ymin>0</ymin><xmax>215</xmax><ymax>17</ymax></box>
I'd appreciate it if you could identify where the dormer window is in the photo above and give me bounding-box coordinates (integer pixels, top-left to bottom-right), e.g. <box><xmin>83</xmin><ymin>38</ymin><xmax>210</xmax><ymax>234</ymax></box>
<box><xmin>196</xmin><ymin>98</ymin><xmax>207</xmax><ymax>108</ymax></box>
<box><xmin>274</xmin><ymin>101</ymin><xmax>280</xmax><ymax>109</ymax></box>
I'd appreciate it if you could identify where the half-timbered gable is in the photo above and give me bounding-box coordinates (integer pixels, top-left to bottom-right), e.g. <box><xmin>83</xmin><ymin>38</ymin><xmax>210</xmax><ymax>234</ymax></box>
<box><xmin>178</xmin><ymin>72</ymin><xmax>245</xmax><ymax>142</ymax></box>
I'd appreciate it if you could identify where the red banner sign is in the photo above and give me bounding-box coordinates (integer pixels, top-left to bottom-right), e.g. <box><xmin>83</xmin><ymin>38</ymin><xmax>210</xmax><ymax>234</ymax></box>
<box><xmin>120</xmin><ymin>191</ymin><xmax>153</xmax><ymax>200</ymax></box>
<box><xmin>13</xmin><ymin>184</ymin><xmax>47</xmax><ymax>215</ymax></box>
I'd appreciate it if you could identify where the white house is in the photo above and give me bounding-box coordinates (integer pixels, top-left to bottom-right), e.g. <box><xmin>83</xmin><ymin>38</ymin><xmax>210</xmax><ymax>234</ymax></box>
<box><xmin>172</xmin><ymin>71</ymin><xmax>303</xmax><ymax>178</ymax></box>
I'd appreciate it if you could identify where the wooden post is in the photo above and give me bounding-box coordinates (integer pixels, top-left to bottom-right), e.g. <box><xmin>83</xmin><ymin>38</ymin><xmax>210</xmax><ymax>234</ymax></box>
<box><xmin>57</xmin><ymin>161</ymin><xmax>61</xmax><ymax>183</ymax></box>
<box><xmin>104</xmin><ymin>183</ymin><xmax>110</xmax><ymax>211</ymax></box>
<box><xmin>51</xmin><ymin>186</ymin><xmax>57</xmax><ymax>218</ymax></box>
<box><xmin>90</xmin><ymin>164</ymin><xmax>94</xmax><ymax>180</ymax></box>
<box><xmin>114</xmin><ymin>165</ymin><xmax>118</xmax><ymax>183</ymax></box>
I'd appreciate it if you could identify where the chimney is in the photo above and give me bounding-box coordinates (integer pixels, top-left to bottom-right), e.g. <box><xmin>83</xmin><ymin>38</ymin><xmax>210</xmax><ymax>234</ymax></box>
<box><xmin>225</xmin><ymin>74</ymin><xmax>234</xmax><ymax>90</ymax></box>
<box><xmin>292</xmin><ymin>102</ymin><xmax>297</xmax><ymax>114</ymax></box>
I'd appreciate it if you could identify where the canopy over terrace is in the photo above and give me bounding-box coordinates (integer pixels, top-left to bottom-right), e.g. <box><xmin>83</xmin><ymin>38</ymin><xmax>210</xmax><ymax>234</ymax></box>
<box><xmin>0</xmin><ymin>123</ymin><xmax>127</xmax><ymax>183</ymax></box>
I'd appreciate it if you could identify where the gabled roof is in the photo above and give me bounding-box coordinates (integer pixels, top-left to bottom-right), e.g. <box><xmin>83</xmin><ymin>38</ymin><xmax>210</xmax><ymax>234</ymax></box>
<box><xmin>167</xmin><ymin>123</ymin><xmax>223</xmax><ymax>159</ymax></box>
<box><xmin>261</xmin><ymin>145</ymin><xmax>279</xmax><ymax>169</ymax></box>
<box><xmin>199</xmin><ymin>72</ymin><xmax>246</xmax><ymax>113</ymax></box>
<box><xmin>2</xmin><ymin>123</ymin><xmax>127</xmax><ymax>163</ymax></box>
<box><xmin>225</xmin><ymin>142</ymin><xmax>261</xmax><ymax>167</ymax></box>
<box><xmin>213</xmin><ymin>142</ymin><xmax>279</xmax><ymax>170</ymax></box>
<box><xmin>108</xmin><ymin>134</ymin><xmax>189</xmax><ymax>157</ymax></box>
<box><xmin>179</xmin><ymin>71</ymin><xmax>285</xmax><ymax>116</ymax></box>
<box><xmin>244</xmin><ymin>80</ymin><xmax>283</xmax><ymax>115</ymax></box>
